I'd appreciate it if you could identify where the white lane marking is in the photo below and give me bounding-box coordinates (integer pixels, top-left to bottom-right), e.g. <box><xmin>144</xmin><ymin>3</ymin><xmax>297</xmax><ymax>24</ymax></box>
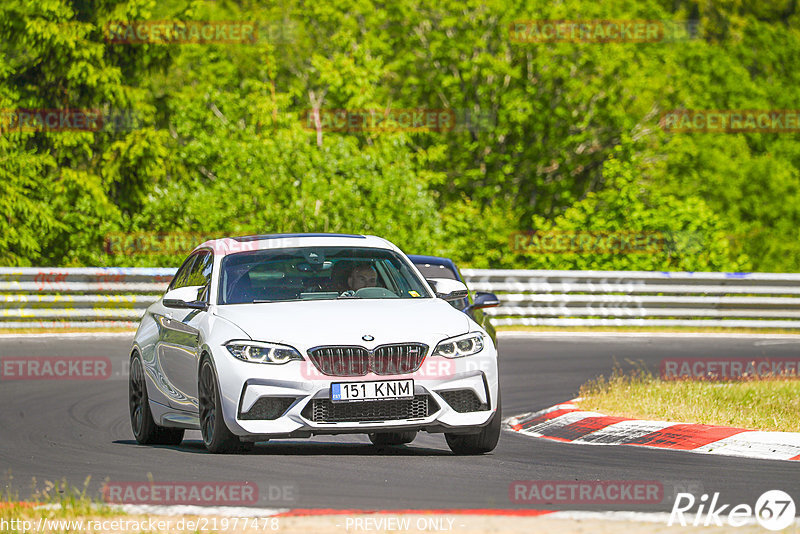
<box><xmin>548</xmin><ymin>510</ymin><xmax>676</xmax><ymax>524</ymax></box>
<box><xmin>693</xmin><ymin>431</ymin><xmax>800</xmax><ymax>460</ymax></box>
<box><xmin>114</xmin><ymin>504</ymin><xmax>289</xmax><ymax>517</ymax></box>
<box><xmin>36</xmin><ymin>503</ymin><xmax>288</xmax><ymax>517</ymax></box>
<box><xmin>4</xmin><ymin>329</ymin><xmax>798</xmax><ymax>340</ymax></box>
<box><xmin>39</xmin><ymin>502</ymin><xmax>800</xmax><ymax>527</ymax></box>
<box><xmin>499</xmin><ymin>331</ymin><xmax>800</xmax><ymax>339</ymax></box>
<box><xmin>0</xmin><ymin>332</ymin><xmax>135</xmax><ymax>339</ymax></box>
<box><xmin>548</xmin><ymin>510</ymin><xmax>765</xmax><ymax>526</ymax></box>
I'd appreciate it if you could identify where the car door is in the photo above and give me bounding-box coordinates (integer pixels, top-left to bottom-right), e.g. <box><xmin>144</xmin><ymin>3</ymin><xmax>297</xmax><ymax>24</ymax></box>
<box><xmin>156</xmin><ymin>250</ymin><xmax>213</xmax><ymax>412</ymax></box>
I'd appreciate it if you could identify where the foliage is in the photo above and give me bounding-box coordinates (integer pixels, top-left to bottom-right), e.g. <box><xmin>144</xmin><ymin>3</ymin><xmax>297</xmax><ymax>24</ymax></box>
<box><xmin>1</xmin><ymin>0</ymin><xmax>799</xmax><ymax>271</ymax></box>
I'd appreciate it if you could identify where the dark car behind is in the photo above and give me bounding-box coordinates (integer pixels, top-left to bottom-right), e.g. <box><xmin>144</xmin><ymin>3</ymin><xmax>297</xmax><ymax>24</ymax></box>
<box><xmin>408</xmin><ymin>254</ymin><xmax>500</xmax><ymax>343</ymax></box>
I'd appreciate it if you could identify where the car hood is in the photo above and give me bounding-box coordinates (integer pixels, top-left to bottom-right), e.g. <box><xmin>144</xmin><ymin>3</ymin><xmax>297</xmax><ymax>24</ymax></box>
<box><xmin>212</xmin><ymin>298</ymin><xmax>472</xmax><ymax>350</ymax></box>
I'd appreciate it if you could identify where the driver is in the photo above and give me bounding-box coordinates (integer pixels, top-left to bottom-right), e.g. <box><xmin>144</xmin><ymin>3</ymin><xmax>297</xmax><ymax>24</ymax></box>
<box><xmin>347</xmin><ymin>262</ymin><xmax>378</xmax><ymax>291</ymax></box>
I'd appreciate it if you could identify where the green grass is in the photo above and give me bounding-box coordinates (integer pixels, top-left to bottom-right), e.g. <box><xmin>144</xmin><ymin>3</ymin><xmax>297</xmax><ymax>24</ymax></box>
<box><xmin>1</xmin><ymin>476</ymin><xmax>118</xmax><ymax>531</ymax></box>
<box><xmin>577</xmin><ymin>369</ymin><xmax>800</xmax><ymax>432</ymax></box>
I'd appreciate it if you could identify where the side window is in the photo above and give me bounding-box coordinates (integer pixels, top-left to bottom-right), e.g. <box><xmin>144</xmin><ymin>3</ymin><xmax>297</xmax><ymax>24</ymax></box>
<box><xmin>169</xmin><ymin>254</ymin><xmax>198</xmax><ymax>291</ymax></box>
<box><xmin>193</xmin><ymin>253</ymin><xmax>214</xmax><ymax>302</ymax></box>
<box><xmin>170</xmin><ymin>251</ymin><xmax>213</xmax><ymax>292</ymax></box>
<box><xmin>185</xmin><ymin>252</ymin><xmax>212</xmax><ymax>287</ymax></box>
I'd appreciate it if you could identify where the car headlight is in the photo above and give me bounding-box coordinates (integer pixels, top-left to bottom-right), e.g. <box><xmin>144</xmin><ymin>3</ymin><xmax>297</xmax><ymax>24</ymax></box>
<box><xmin>225</xmin><ymin>340</ymin><xmax>303</xmax><ymax>364</ymax></box>
<box><xmin>432</xmin><ymin>333</ymin><xmax>484</xmax><ymax>358</ymax></box>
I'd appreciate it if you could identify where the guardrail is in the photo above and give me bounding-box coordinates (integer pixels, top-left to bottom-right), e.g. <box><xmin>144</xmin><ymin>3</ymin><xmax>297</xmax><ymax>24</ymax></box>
<box><xmin>461</xmin><ymin>269</ymin><xmax>800</xmax><ymax>328</ymax></box>
<box><xmin>3</xmin><ymin>267</ymin><xmax>800</xmax><ymax>329</ymax></box>
<box><xmin>0</xmin><ymin>268</ymin><xmax>175</xmax><ymax>329</ymax></box>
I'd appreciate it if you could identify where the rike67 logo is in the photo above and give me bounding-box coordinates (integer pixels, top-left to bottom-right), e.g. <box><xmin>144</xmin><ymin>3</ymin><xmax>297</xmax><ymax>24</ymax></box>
<box><xmin>669</xmin><ymin>490</ymin><xmax>796</xmax><ymax>531</ymax></box>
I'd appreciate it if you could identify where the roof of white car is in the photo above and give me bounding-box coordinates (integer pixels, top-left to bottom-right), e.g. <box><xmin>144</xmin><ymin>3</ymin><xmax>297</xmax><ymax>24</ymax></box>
<box><xmin>195</xmin><ymin>233</ymin><xmax>398</xmax><ymax>256</ymax></box>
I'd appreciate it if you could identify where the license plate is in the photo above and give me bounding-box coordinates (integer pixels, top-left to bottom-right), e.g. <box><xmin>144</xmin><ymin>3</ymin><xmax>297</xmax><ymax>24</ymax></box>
<box><xmin>331</xmin><ymin>379</ymin><xmax>414</xmax><ymax>402</ymax></box>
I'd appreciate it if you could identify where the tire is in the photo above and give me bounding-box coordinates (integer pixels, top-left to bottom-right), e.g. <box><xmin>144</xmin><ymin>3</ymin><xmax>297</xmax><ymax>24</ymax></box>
<box><xmin>368</xmin><ymin>431</ymin><xmax>417</xmax><ymax>446</ymax></box>
<box><xmin>129</xmin><ymin>354</ymin><xmax>185</xmax><ymax>446</ymax></box>
<box><xmin>199</xmin><ymin>358</ymin><xmax>252</xmax><ymax>454</ymax></box>
<box><xmin>445</xmin><ymin>392</ymin><xmax>501</xmax><ymax>455</ymax></box>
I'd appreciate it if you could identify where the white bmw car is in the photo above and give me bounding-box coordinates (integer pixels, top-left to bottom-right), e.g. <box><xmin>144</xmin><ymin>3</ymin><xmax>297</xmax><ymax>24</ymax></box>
<box><xmin>129</xmin><ymin>233</ymin><xmax>501</xmax><ymax>454</ymax></box>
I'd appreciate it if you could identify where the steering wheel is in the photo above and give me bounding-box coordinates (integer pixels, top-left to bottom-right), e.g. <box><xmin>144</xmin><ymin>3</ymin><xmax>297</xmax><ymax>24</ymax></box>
<box><xmin>354</xmin><ymin>287</ymin><xmax>399</xmax><ymax>298</ymax></box>
<box><xmin>304</xmin><ymin>281</ymin><xmax>325</xmax><ymax>292</ymax></box>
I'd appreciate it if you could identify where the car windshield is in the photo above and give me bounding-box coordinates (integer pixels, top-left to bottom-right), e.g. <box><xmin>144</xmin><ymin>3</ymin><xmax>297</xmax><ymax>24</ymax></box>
<box><xmin>413</xmin><ymin>262</ymin><xmax>458</xmax><ymax>280</ymax></box>
<box><xmin>218</xmin><ymin>246</ymin><xmax>432</xmax><ymax>304</ymax></box>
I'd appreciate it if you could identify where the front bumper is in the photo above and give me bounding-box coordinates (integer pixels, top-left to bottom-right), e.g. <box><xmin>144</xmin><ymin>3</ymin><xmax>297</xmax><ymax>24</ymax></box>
<box><xmin>212</xmin><ymin>344</ymin><xmax>499</xmax><ymax>439</ymax></box>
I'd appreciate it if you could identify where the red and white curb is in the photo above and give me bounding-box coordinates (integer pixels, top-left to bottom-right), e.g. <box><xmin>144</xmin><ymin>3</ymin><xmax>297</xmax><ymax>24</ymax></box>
<box><xmin>112</xmin><ymin>506</ymin><xmax>551</xmax><ymax>518</ymax></box>
<box><xmin>70</xmin><ymin>505</ymin><xmax>652</xmax><ymax>521</ymax></box>
<box><xmin>30</xmin><ymin>504</ymin><xmax>800</xmax><ymax>529</ymax></box>
<box><xmin>114</xmin><ymin>505</ymin><xmax>288</xmax><ymax>517</ymax></box>
<box><xmin>107</xmin><ymin>506</ymin><xmax>762</xmax><ymax>526</ymax></box>
<box><xmin>505</xmin><ymin>400</ymin><xmax>800</xmax><ymax>462</ymax></box>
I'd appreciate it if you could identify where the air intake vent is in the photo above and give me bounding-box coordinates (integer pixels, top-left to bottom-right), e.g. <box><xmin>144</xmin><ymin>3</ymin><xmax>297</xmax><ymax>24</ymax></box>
<box><xmin>301</xmin><ymin>395</ymin><xmax>438</xmax><ymax>423</ymax></box>
<box><xmin>239</xmin><ymin>397</ymin><xmax>296</xmax><ymax>420</ymax></box>
<box><xmin>439</xmin><ymin>389</ymin><xmax>487</xmax><ymax>413</ymax></box>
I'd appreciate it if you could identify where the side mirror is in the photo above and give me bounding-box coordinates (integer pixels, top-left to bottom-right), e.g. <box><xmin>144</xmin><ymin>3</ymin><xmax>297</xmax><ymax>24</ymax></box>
<box><xmin>427</xmin><ymin>278</ymin><xmax>469</xmax><ymax>302</ymax></box>
<box><xmin>468</xmin><ymin>291</ymin><xmax>501</xmax><ymax>311</ymax></box>
<box><xmin>163</xmin><ymin>285</ymin><xmax>208</xmax><ymax>310</ymax></box>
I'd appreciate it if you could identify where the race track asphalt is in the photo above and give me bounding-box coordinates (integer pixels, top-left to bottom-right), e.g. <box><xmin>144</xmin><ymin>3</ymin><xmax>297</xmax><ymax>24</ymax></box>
<box><xmin>1</xmin><ymin>332</ymin><xmax>798</xmax><ymax>512</ymax></box>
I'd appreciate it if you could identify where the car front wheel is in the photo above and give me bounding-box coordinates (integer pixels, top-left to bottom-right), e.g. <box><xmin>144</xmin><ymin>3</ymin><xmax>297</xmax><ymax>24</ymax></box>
<box><xmin>444</xmin><ymin>392</ymin><xmax>501</xmax><ymax>455</ymax></box>
<box><xmin>199</xmin><ymin>358</ymin><xmax>254</xmax><ymax>454</ymax></box>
